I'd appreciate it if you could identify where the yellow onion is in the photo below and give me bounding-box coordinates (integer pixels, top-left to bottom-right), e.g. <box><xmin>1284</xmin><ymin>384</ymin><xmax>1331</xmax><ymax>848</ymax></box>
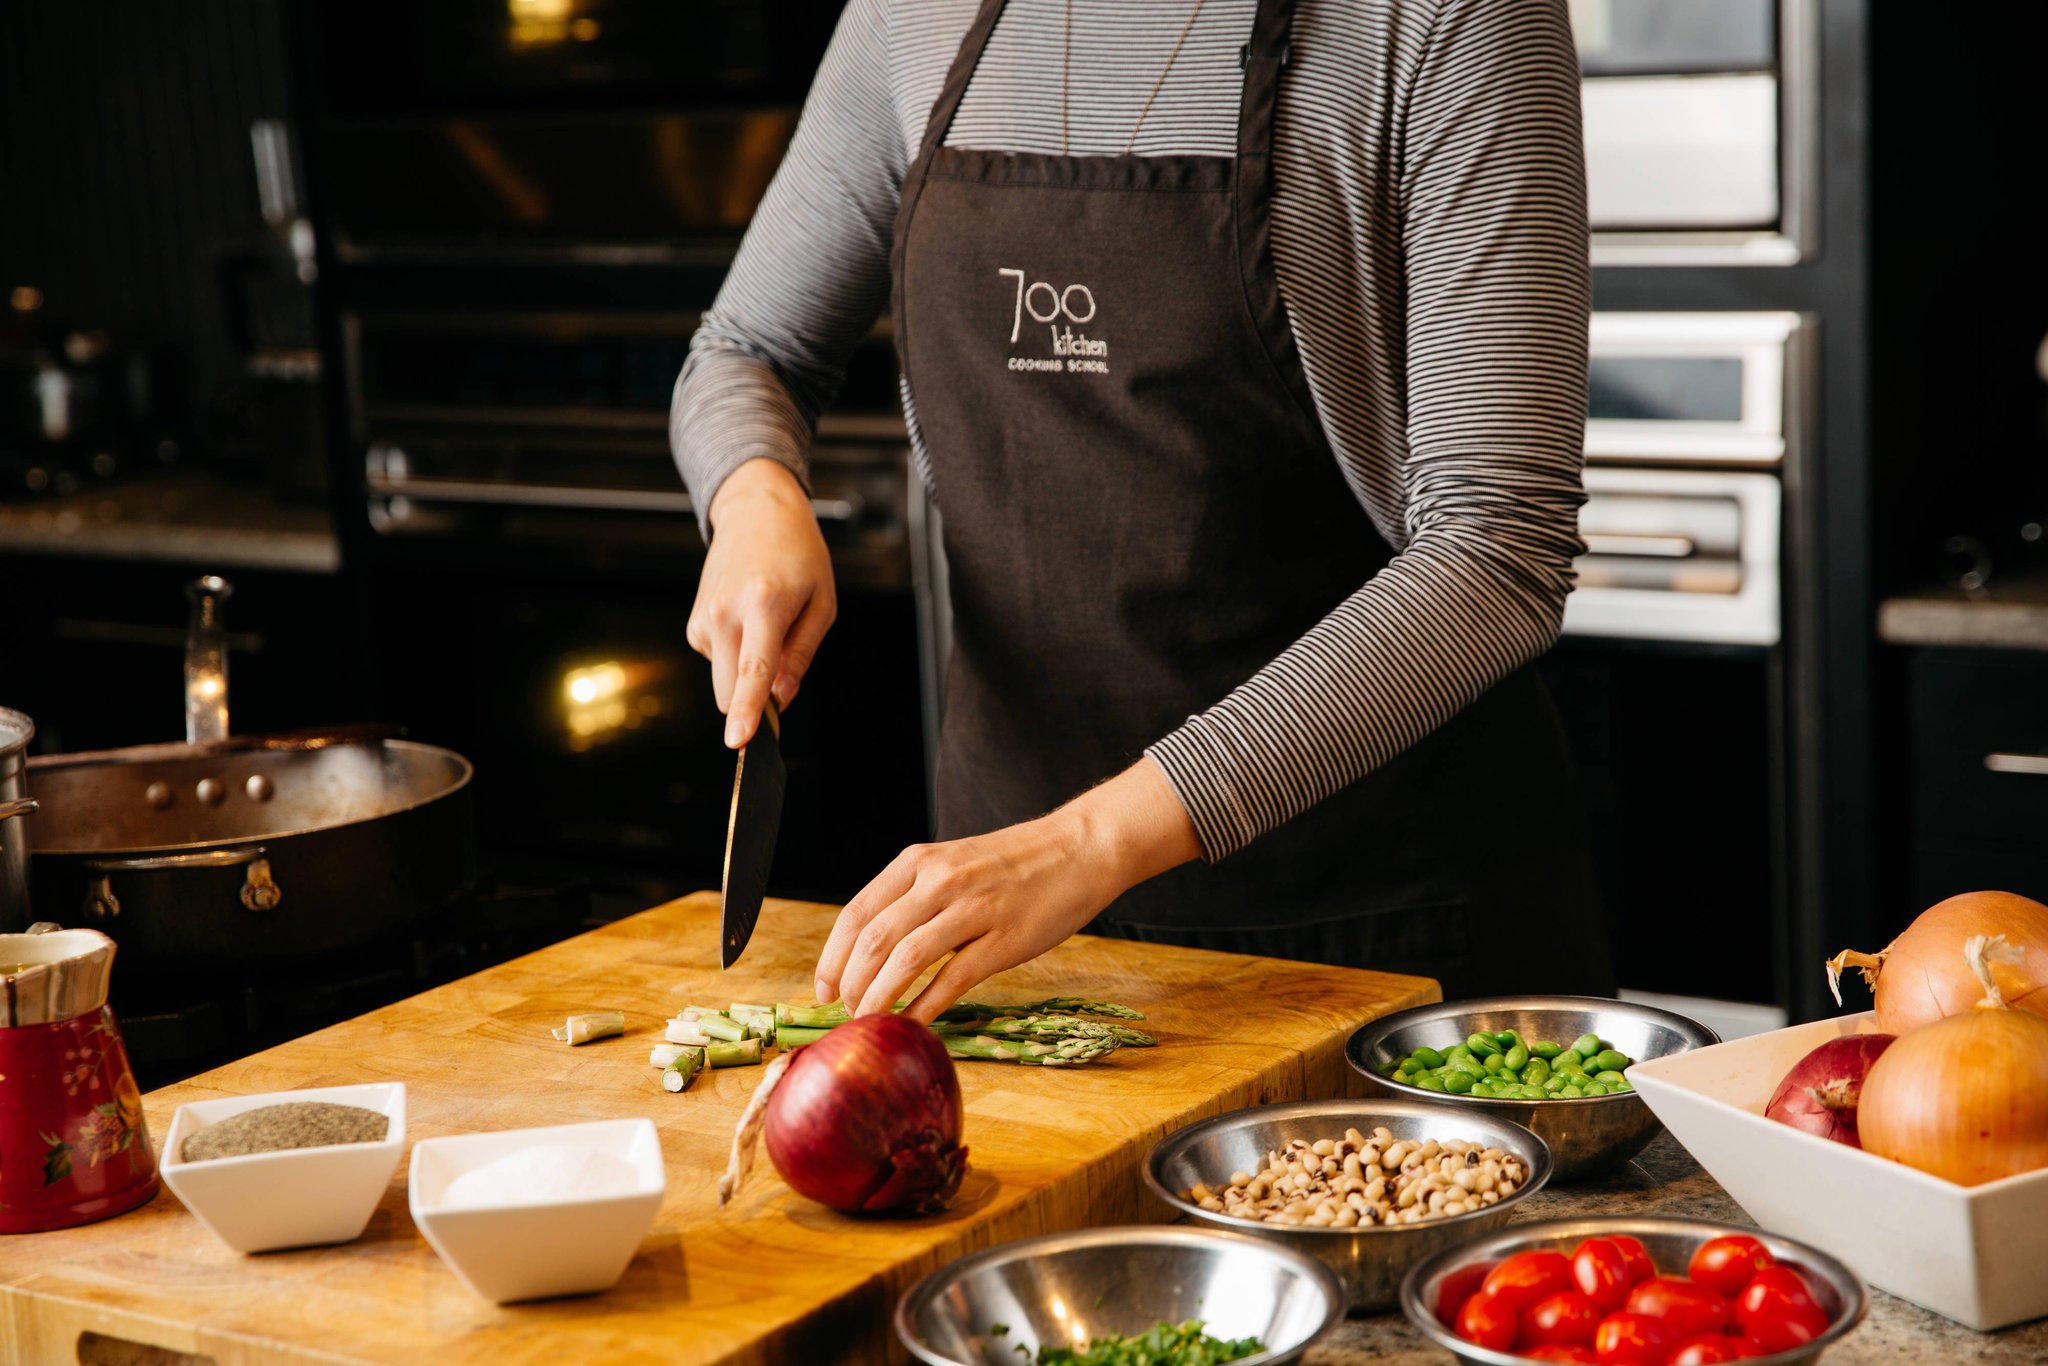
<box><xmin>1858</xmin><ymin>934</ymin><xmax>2048</xmax><ymax>1186</ymax></box>
<box><xmin>1827</xmin><ymin>890</ymin><xmax>2048</xmax><ymax>1033</ymax></box>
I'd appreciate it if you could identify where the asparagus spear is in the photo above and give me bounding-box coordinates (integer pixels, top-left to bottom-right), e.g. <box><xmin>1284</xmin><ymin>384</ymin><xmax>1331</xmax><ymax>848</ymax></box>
<box><xmin>662</xmin><ymin>1046</ymin><xmax>706</xmax><ymax>1092</ymax></box>
<box><xmin>707</xmin><ymin>1037</ymin><xmax>764</xmax><ymax>1068</ymax></box>
<box><xmin>775</xmin><ymin>1003</ymin><xmax>854</xmax><ymax>1029</ymax></box>
<box><xmin>943</xmin><ymin>1034</ymin><xmax>1121</xmax><ymax>1066</ymax></box>
<box><xmin>935</xmin><ymin>998</ymin><xmax>1147</xmax><ymax>1023</ymax></box>
<box><xmin>775</xmin><ymin>1025</ymin><xmax>832</xmax><ymax>1047</ymax></box>
<box><xmin>697</xmin><ymin>1014</ymin><xmax>749</xmax><ymax>1043</ymax></box>
<box><xmin>931</xmin><ymin>1014</ymin><xmax>1156</xmax><ymax>1048</ymax></box>
<box><xmin>551</xmin><ymin>1011</ymin><xmax>625</xmax><ymax>1045</ymax></box>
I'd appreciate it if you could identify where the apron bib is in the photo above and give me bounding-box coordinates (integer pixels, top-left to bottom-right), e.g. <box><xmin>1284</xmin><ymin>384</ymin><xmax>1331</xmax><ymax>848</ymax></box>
<box><xmin>891</xmin><ymin>0</ymin><xmax>1610</xmax><ymax>995</ymax></box>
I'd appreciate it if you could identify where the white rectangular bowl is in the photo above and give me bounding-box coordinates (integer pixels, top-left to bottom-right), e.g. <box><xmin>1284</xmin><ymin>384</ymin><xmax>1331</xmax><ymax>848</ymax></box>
<box><xmin>1629</xmin><ymin>1012</ymin><xmax>2048</xmax><ymax>1330</ymax></box>
<box><xmin>407</xmin><ymin>1118</ymin><xmax>665</xmax><ymax>1304</ymax></box>
<box><xmin>160</xmin><ymin>1082</ymin><xmax>406</xmax><ymax>1253</ymax></box>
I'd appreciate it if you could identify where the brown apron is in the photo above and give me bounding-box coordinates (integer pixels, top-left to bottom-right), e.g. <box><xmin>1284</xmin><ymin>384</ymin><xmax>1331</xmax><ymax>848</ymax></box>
<box><xmin>890</xmin><ymin>0</ymin><xmax>1611</xmax><ymax>996</ymax></box>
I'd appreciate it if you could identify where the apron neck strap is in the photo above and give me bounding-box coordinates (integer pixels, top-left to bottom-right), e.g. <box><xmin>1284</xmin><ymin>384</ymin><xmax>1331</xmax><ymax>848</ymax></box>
<box><xmin>914</xmin><ymin>0</ymin><xmax>1296</xmax><ymax>165</ymax></box>
<box><xmin>1236</xmin><ymin>0</ymin><xmax>1294</xmax><ymax>168</ymax></box>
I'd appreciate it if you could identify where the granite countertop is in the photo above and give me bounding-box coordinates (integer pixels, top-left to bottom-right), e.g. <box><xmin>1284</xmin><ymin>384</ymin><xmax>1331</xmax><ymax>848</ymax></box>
<box><xmin>1309</xmin><ymin>1133</ymin><xmax>2048</xmax><ymax>1365</ymax></box>
<box><xmin>1879</xmin><ymin>573</ymin><xmax>2048</xmax><ymax>651</ymax></box>
<box><xmin>0</xmin><ymin>470</ymin><xmax>339</xmax><ymax>573</ymax></box>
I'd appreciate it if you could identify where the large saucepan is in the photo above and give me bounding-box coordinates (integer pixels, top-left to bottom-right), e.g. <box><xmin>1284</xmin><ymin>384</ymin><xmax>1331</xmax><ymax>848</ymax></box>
<box><xmin>17</xmin><ymin>730</ymin><xmax>474</xmax><ymax>969</ymax></box>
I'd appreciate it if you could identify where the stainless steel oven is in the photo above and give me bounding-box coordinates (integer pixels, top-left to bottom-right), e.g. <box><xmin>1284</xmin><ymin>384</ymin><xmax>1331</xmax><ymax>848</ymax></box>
<box><xmin>1572</xmin><ymin>0</ymin><xmax>1819</xmax><ymax>266</ymax></box>
<box><xmin>1565</xmin><ymin>311</ymin><xmax>1807</xmax><ymax>646</ymax></box>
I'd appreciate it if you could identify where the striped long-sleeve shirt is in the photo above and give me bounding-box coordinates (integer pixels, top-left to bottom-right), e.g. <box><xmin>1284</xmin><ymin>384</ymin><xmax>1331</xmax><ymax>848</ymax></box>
<box><xmin>671</xmin><ymin>0</ymin><xmax>1591</xmax><ymax>861</ymax></box>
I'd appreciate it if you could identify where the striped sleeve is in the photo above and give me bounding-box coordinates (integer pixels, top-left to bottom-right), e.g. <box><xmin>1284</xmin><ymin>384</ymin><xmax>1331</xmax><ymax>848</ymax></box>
<box><xmin>669</xmin><ymin>0</ymin><xmax>906</xmax><ymax>533</ymax></box>
<box><xmin>1146</xmin><ymin>0</ymin><xmax>1590</xmax><ymax>859</ymax></box>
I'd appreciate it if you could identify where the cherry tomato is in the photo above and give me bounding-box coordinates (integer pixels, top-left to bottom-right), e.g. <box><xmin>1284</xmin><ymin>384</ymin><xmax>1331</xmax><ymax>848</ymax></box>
<box><xmin>1455</xmin><ymin>1289</ymin><xmax>1519</xmax><ymax>1351</ymax></box>
<box><xmin>1667</xmin><ymin>1335</ymin><xmax>1744</xmax><ymax>1365</ymax></box>
<box><xmin>1570</xmin><ymin>1238</ymin><xmax>1634</xmax><ymax>1313</ymax></box>
<box><xmin>1522</xmin><ymin>1290</ymin><xmax>1603</xmax><ymax>1348</ymax></box>
<box><xmin>1435</xmin><ymin>1258</ymin><xmax>1499</xmax><ymax>1327</ymax></box>
<box><xmin>1687</xmin><ymin>1235</ymin><xmax>1775</xmax><ymax>1298</ymax></box>
<box><xmin>1607</xmin><ymin>1234</ymin><xmax>1656</xmax><ymax>1286</ymax></box>
<box><xmin>1735</xmin><ymin>1265</ymin><xmax>1830</xmax><ymax>1351</ymax></box>
<box><xmin>1623</xmin><ymin>1276</ymin><xmax>1730</xmax><ymax>1339</ymax></box>
<box><xmin>1591</xmin><ymin>1311</ymin><xmax>1675</xmax><ymax>1365</ymax></box>
<box><xmin>1480</xmin><ymin>1249</ymin><xmax>1575</xmax><ymax>1314</ymax></box>
<box><xmin>1523</xmin><ymin>1346</ymin><xmax>1599</xmax><ymax>1364</ymax></box>
<box><xmin>1724</xmin><ymin>1340</ymin><xmax>1776</xmax><ymax>1360</ymax></box>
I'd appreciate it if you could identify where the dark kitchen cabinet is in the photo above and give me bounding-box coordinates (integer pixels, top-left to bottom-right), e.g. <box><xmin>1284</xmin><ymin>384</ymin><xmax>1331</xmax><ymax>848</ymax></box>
<box><xmin>1899</xmin><ymin>647</ymin><xmax>2048</xmax><ymax>917</ymax></box>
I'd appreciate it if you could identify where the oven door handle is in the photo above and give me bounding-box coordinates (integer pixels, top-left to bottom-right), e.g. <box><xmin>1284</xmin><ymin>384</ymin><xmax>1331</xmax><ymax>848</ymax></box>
<box><xmin>366</xmin><ymin>473</ymin><xmax>861</xmax><ymax>522</ymax></box>
<box><xmin>1581</xmin><ymin>534</ymin><xmax>1698</xmax><ymax>559</ymax></box>
<box><xmin>1985</xmin><ymin>752</ymin><xmax>2048</xmax><ymax>777</ymax></box>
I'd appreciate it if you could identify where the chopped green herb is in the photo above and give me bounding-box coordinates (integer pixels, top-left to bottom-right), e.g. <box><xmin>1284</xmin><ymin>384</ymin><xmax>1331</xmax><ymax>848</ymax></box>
<box><xmin>1033</xmin><ymin>1319</ymin><xmax>1262</xmax><ymax>1366</ymax></box>
<box><xmin>992</xmin><ymin>1324</ymin><xmax>1010</xmax><ymax>1336</ymax></box>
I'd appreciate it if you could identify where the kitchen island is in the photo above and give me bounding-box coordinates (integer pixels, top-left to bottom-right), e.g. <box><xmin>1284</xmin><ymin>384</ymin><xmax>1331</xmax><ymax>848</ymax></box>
<box><xmin>0</xmin><ymin>893</ymin><xmax>1435</xmax><ymax>1365</ymax></box>
<box><xmin>1314</xmin><ymin>1132</ymin><xmax>2048</xmax><ymax>1365</ymax></box>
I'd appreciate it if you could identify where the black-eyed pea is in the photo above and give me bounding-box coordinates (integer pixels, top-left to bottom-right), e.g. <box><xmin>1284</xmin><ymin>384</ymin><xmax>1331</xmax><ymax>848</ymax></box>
<box><xmin>1230</xmin><ymin>1170</ymin><xmax>1252</xmax><ymax>1188</ymax></box>
<box><xmin>1200</xmin><ymin>1196</ymin><xmax>1224</xmax><ymax>1212</ymax></box>
<box><xmin>1311</xmin><ymin>1138</ymin><xmax>1337</xmax><ymax>1157</ymax></box>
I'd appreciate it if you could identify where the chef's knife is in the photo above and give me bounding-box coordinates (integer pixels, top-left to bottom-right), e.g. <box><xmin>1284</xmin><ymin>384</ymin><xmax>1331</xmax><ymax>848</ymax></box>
<box><xmin>720</xmin><ymin>698</ymin><xmax>785</xmax><ymax>968</ymax></box>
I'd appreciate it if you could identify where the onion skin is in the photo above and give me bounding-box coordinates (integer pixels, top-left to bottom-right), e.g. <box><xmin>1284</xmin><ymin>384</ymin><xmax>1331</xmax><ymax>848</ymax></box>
<box><xmin>1831</xmin><ymin>891</ymin><xmax>2048</xmax><ymax>1034</ymax></box>
<box><xmin>1764</xmin><ymin>1034</ymin><xmax>1895</xmax><ymax>1147</ymax></box>
<box><xmin>1858</xmin><ymin>937</ymin><xmax>2048</xmax><ymax>1186</ymax></box>
<box><xmin>762</xmin><ymin>1013</ymin><xmax>967</xmax><ymax>1215</ymax></box>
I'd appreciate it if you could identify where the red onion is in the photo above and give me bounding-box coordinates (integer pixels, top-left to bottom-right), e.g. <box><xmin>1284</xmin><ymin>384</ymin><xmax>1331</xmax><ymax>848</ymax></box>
<box><xmin>1765</xmin><ymin>1034</ymin><xmax>1895</xmax><ymax>1146</ymax></box>
<box><xmin>721</xmin><ymin>1013</ymin><xmax>966</xmax><ymax>1215</ymax></box>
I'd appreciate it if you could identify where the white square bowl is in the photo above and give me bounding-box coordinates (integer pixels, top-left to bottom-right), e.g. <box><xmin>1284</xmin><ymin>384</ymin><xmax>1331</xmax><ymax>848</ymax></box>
<box><xmin>160</xmin><ymin>1082</ymin><xmax>406</xmax><ymax>1254</ymax></box>
<box><xmin>407</xmin><ymin>1118</ymin><xmax>665</xmax><ymax>1304</ymax></box>
<box><xmin>1629</xmin><ymin>1011</ymin><xmax>2048</xmax><ymax>1330</ymax></box>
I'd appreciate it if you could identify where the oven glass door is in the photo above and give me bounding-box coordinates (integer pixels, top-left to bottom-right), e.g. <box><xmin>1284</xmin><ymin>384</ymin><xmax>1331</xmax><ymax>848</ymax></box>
<box><xmin>1586</xmin><ymin>312</ymin><xmax>1803</xmax><ymax>465</ymax></box>
<box><xmin>1571</xmin><ymin>0</ymin><xmax>1776</xmax><ymax>77</ymax></box>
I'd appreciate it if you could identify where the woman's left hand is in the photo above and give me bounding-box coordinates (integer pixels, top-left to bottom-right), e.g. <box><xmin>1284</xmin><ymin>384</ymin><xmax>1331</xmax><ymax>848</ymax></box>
<box><xmin>814</xmin><ymin>758</ymin><xmax>1203</xmax><ymax>1021</ymax></box>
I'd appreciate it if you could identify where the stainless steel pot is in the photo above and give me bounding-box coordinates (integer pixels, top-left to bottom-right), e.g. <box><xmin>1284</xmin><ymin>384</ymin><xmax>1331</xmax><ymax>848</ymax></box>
<box><xmin>1</xmin><ymin>707</ymin><xmax>39</xmax><ymax>924</ymax></box>
<box><xmin>20</xmin><ymin>734</ymin><xmax>473</xmax><ymax>968</ymax></box>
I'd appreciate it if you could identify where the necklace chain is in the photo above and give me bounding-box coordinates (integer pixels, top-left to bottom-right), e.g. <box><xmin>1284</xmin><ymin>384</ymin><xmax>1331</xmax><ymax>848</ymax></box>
<box><xmin>1061</xmin><ymin>0</ymin><xmax>1210</xmax><ymax>157</ymax></box>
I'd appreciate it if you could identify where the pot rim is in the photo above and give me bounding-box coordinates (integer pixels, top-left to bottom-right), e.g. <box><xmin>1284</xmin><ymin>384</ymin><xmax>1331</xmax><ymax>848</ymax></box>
<box><xmin>27</xmin><ymin>739</ymin><xmax>473</xmax><ymax>856</ymax></box>
<box><xmin>0</xmin><ymin>705</ymin><xmax>32</xmax><ymax>763</ymax></box>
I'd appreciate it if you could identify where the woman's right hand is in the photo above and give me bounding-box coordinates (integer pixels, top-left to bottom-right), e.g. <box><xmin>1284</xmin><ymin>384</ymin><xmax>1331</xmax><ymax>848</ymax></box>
<box><xmin>688</xmin><ymin>458</ymin><xmax>837</xmax><ymax>749</ymax></box>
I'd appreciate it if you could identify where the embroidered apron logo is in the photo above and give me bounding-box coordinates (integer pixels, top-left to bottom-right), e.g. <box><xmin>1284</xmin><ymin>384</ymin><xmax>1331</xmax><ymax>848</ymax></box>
<box><xmin>999</xmin><ymin>268</ymin><xmax>1109</xmax><ymax>374</ymax></box>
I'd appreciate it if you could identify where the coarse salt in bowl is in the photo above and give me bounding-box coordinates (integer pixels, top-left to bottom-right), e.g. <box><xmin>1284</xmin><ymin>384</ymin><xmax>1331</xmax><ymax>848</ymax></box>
<box><xmin>408</xmin><ymin>1118</ymin><xmax>665</xmax><ymax>1303</ymax></box>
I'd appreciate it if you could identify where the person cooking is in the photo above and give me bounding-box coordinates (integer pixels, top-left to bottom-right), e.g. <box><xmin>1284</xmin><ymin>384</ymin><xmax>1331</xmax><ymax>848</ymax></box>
<box><xmin>674</xmin><ymin>0</ymin><xmax>1614</xmax><ymax>1021</ymax></box>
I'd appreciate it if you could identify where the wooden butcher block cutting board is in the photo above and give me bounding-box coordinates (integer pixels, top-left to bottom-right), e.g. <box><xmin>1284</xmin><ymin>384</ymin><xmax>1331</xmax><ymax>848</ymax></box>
<box><xmin>0</xmin><ymin>893</ymin><xmax>1438</xmax><ymax>1366</ymax></box>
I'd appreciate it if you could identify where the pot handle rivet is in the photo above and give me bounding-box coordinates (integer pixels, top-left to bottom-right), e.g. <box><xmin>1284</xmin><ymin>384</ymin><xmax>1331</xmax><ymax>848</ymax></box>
<box><xmin>240</xmin><ymin>857</ymin><xmax>281</xmax><ymax>912</ymax></box>
<box><xmin>84</xmin><ymin>876</ymin><xmax>121</xmax><ymax>920</ymax></box>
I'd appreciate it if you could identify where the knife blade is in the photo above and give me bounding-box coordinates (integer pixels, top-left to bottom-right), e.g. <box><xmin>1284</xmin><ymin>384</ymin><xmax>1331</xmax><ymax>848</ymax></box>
<box><xmin>720</xmin><ymin>698</ymin><xmax>786</xmax><ymax>968</ymax></box>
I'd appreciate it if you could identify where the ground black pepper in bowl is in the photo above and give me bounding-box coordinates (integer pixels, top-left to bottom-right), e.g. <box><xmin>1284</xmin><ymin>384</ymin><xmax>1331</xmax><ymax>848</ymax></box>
<box><xmin>180</xmin><ymin>1101</ymin><xmax>390</xmax><ymax>1162</ymax></box>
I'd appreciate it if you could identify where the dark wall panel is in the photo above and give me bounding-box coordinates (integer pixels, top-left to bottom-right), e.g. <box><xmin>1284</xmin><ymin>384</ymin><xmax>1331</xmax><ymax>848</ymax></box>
<box><xmin>0</xmin><ymin>0</ymin><xmax>291</xmax><ymax>430</ymax></box>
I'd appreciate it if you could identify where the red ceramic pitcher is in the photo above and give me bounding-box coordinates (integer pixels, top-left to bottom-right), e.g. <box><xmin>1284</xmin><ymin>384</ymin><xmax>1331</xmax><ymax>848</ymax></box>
<box><xmin>1</xmin><ymin>924</ymin><xmax>159</xmax><ymax>1233</ymax></box>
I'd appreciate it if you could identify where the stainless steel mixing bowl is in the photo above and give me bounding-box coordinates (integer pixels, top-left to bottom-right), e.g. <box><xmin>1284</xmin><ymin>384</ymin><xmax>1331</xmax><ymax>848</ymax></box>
<box><xmin>1400</xmin><ymin>1215</ymin><xmax>1867</xmax><ymax>1366</ymax></box>
<box><xmin>1347</xmin><ymin>996</ymin><xmax>1719</xmax><ymax>1182</ymax></box>
<box><xmin>895</xmin><ymin>1225</ymin><xmax>1344</xmax><ymax>1366</ymax></box>
<box><xmin>1143</xmin><ymin>1098</ymin><xmax>1552</xmax><ymax>1313</ymax></box>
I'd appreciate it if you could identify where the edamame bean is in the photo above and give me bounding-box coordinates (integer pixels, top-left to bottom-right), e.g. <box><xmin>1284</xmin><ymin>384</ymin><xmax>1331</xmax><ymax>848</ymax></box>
<box><xmin>1594</xmin><ymin>1070</ymin><xmax>1627</xmax><ymax>1087</ymax></box>
<box><xmin>1559</xmin><ymin>1084</ymin><xmax>1584</xmax><ymax>1098</ymax></box>
<box><xmin>1416</xmin><ymin>1074</ymin><xmax>1446</xmax><ymax>1091</ymax></box>
<box><xmin>1571</xmin><ymin>1033</ymin><xmax>1602</xmax><ymax>1058</ymax></box>
<box><xmin>1581</xmin><ymin>1082</ymin><xmax>1610</xmax><ymax>1096</ymax></box>
<box><xmin>1543</xmin><ymin>1073</ymin><xmax>1568</xmax><ymax>1093</ymax></box>
<box><xmin>1523</xmin><ymin>1057</ymin><xmax>1550</xmax><ymax>1085</ymax></box>
<box><xmin>1594</xmin><ymin>1049</ymin><xmax>1631</xmax><ymax>1074</ymax></box>
<box><xmin>1496</xmin><ymin>1030</ymin><xmax>1523</xmax><ymax>1049</ymax></box>
<box><xmin>1467</xmin><ymin>1032</ymin><xmax>1503</xmax><ymax>1057</ymax></box>
<box><xmin>1410</xmin><ymin>1046</ymin><xmax>1445</xmax><ymax>1069</ymax></box>
<box><xmin>1443</xmin><ymin>1070</ymin><xmax>1476</xmax><ymax>1094</ymax></box>
<box><xmin>1446</xmin><ymin>1045</ymin><xmax>1475</xmax><ymax>1065</ymax></box>
<box><xmin>1504</xmin><ymin>1043</ymin><xmax>1530</xmax><ymax>1071</ymax></box>
<box><xmin>1609</xmin><ymin>1078</ymin><xmax>1634</xmax><ymax>1092</ymax></box>
<box><xmin>1530</xmin><ymin>1040</ymin><xmax>1562</xmax><ymax>1060</ymax></box>
<box><xmin>1483</xmin><ymin>1053</ymin><xmax>1506</xmax><ymax>1074</ymax></box>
